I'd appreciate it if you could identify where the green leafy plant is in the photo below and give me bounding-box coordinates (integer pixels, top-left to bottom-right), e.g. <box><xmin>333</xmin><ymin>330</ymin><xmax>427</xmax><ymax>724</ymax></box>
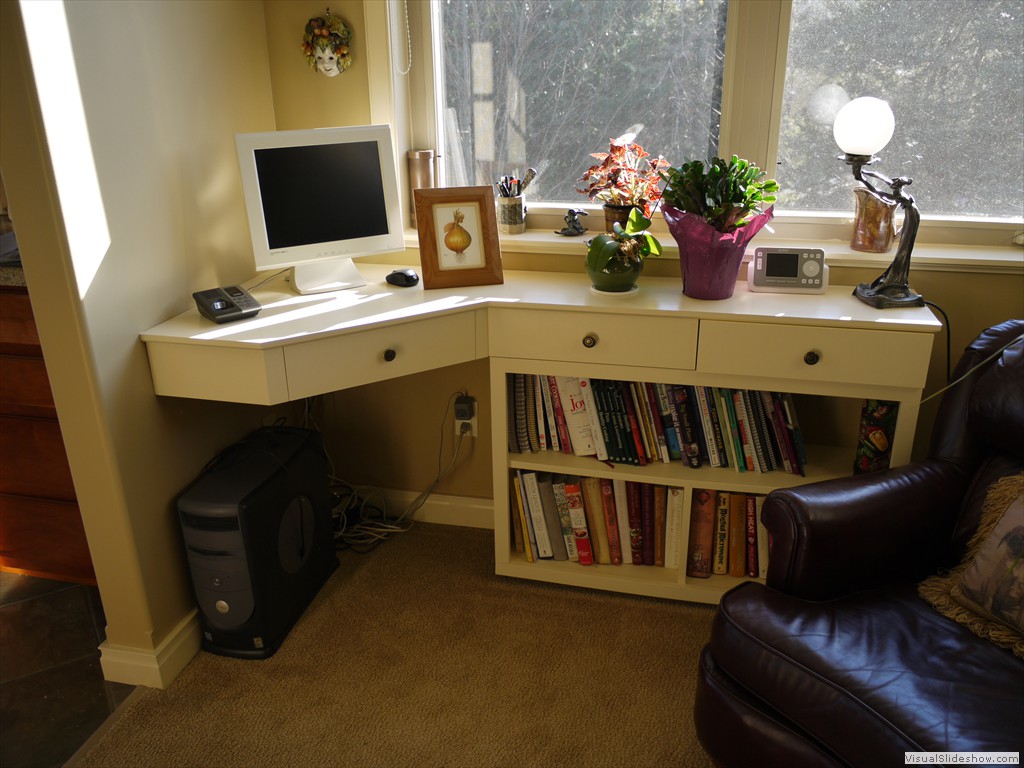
<box><xmin>660</xmin><ymin>155</ymin><xmax>779</xmax><ymax>233</ymax></box>
<box><xmin>577</xmin><ymin>134</ymin><xmax>669</xmax><ymax>218</ymax></box>
<box><xmin>585</xmin><ymin>208</ymin><xmax>663</xmax><ymax>273</ymax></box>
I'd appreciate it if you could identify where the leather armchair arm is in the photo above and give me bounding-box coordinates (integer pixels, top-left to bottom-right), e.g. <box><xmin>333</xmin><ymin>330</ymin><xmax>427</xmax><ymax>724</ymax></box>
<box><xmin>762</xmin><ymin>459</ymin><xmax>972</xmax><ymax>601</ymax></box>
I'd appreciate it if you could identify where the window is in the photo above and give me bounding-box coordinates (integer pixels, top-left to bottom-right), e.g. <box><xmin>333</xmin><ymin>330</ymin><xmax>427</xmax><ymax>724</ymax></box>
<box><xmin>394</xmin><ymin>0</ymin><xmax>1022</xmax><ymax>241</ymax></box>
<box><xmin>435</xmin><ymin>0</ymin><xmax>728</xmax><ymax>204</ymax></box>
<box><xmin>777</xmin><ymin>0</ymin><xmax>1024</xmax><ymax>219</ymax></box>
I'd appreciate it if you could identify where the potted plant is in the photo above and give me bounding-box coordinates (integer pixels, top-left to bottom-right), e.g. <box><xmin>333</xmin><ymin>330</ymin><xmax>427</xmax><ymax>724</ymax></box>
<box><xmin>577</xmin><ymin>132</ymin><xmax>669</xmax><ymax>231</ymax></box>
<box><xmin>584</xmin><ymin>207</ymin><xmax>663</xmax><ymax>293</ymax></box>
<box><xmin>660</xmin><ymin>155</ymin><xmax>778</xmax><ymax>299</ymax></box>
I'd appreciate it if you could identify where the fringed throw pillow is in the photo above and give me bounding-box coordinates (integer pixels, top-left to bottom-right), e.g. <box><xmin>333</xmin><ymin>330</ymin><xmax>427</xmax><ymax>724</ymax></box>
<box><xmin>919</xmin><ymin>472</ymin><xmax>1024</xmax><ymax>658</ymax></box>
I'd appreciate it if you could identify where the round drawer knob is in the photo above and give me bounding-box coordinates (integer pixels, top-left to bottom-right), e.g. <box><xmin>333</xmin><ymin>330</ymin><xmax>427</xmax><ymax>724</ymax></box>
<box><xmin>803</xmin><ymin>350</ymin><xmax>821</xmax><ymax>366</ymax></box>
<box><xmin>383</xmin><ymin>348</ymin><xmax>397</xmax><ymax>362</ymax></box>
<box><xmin>582</xmin><ymin>334</ymin><xmax>598</xmax><ymax>349</ymax></box>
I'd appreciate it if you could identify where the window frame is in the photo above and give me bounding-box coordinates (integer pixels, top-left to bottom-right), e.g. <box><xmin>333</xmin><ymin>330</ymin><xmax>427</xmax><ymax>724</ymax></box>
<box><xmin>369</xmin><ymin>0</ymin><xmax>1024</xmax><ymax>262</ymax></box>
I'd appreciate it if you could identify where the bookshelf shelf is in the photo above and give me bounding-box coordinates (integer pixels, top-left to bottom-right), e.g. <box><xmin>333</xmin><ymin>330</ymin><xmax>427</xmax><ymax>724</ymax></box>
<box><xmin>488</xmin><ymin>273</ymin><xmax>939</xmax><ymax>605</ymax></box>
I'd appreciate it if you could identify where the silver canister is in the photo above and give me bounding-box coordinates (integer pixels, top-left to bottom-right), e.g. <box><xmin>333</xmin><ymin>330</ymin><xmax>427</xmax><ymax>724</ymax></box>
<box><xmin>407</xmin><ymin>150</ymin><xmax>435</xmax><ymax>227</ymax></box>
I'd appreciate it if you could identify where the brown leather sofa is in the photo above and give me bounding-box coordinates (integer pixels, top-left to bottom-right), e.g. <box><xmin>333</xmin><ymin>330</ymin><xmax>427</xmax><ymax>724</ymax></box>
<box><xmin>695</xmin><ymin>319</ymin><xmax>1024</xmax><ymax>767</ymax></box>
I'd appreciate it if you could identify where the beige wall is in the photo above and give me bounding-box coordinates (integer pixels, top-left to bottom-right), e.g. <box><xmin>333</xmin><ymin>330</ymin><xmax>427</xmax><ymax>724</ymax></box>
<box><xmin>264</xmin><ymin>0</ymin><xmax>371</xmax><ymax>130</ymax></box>
<box><xmin>0</xmin><ymin>0</ymin><xmax>296</xmax><ymax>685</ymax></box>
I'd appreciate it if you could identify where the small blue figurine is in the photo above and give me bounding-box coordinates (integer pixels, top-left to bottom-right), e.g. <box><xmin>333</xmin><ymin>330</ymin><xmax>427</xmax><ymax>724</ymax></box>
<box><xmin>555</xmin><ymin>208</ymin><xmax>588</xmax><ymax>236</ymax></box>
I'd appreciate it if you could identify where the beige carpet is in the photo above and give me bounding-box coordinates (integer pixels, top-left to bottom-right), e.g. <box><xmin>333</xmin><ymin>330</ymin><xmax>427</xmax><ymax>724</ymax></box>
<box><xmin>75</xmin><ymin>523</ymin><xmax>716</xmax><ymax>768</ymax></box>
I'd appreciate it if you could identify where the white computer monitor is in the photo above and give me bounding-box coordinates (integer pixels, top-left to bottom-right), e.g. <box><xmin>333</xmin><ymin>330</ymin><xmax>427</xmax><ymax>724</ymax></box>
<box><xmin>235</xmin><ymin>124</ymin><xmax>405</xmax><ymax>294</ymax></box>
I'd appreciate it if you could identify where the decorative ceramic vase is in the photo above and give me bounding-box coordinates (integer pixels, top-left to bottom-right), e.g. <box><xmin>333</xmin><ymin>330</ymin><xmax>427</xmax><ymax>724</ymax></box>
<box><xmin>662</xmin><ymin>205</ymin><xmax>775</xmax><ymax>300</ymax></box>
<box><xmin>602</xmin><ymin>203</ymin><xmax>636</xmax><ymax>232</ymax></box>
<box><xmin>586</xmin><ymin>254</ymin><xmax>643</xmax><ymax>293</ymax></box>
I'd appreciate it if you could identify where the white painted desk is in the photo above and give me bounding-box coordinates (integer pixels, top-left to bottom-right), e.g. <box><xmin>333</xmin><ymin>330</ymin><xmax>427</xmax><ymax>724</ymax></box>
<box><xmin>142</xmin><ymin>263</ymin><xmax>941</xmax><ymax>602</ymax></box>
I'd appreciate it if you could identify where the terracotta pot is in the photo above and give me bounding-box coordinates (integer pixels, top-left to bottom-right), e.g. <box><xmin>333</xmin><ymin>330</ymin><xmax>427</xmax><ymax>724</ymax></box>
<box><xmin>602</xmin><ymin>203</ymin><xmax>636</xmax><ymax>232</ymax></box>
<box><xmin>662</xmin><ymin>205</ymin><xmax>775</xmax><ymax>300</ymax></box>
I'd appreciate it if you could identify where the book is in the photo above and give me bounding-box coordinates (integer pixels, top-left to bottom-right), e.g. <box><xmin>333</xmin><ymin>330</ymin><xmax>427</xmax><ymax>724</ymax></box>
<box><xmin>520</xmin><ymin>471</ymin><xmax>555</xmax><ymax>559</ymax></box>
<box><xmin>556</xmin><ymin>376</ymin><xmax>597</xmax><ymax>457</ymax></box>
<box><xmin>629</xmin><ymin>381</ymin><xmax>657</xmax><ymax>462</ymax></box>
<box><xmin>696</xmin><ymin>386</ymin><xmax>722</xmax><ymax>467</ymax></box>
<box><xmin>580</xmin><ymin>476</ymin><xmax>611</xmax><ymax>564</ymax></box>
<box><xmin>546</xmin><ymin>375</ymin><xmax>573</xmax><ymax>455</ymax></box>
<box><xmin>653</xmin><ymin>484</ymin><xmax>667</xmax><ymax>567</ymax></box>
<box><xmin>731</xmin><ymin>389</ymin><xmax>758</xmax><ymax>472</ymax></box>
<box><xmin>641</xmin><ymin>483</ymin><xmax>656</xmax><ymax>565</ymax></box>
<box><xmin>755</xmin><ymin>494</ymin><xmax>769</xmax><ymax>578</ymax></box>
<box><xmin>540</xmin><ymin>374</ymin><xmax>559</xmax><ymax>452</ymax></box>
<box><xmin>749</xmin><ymin>390</ymin><xmax>779</xmax><ymax>471</ymax></box>
<box><xmin>727</xmin><ymin>491</ymin><xmax>747</xmax><ymax>577</ymax></box>
<box><xmin>672</xmin><ymin>385</ymin><xmax>703</xmax><ymax>468</ymax></box>
<box><xmin>684</xmin><ymin>385</ymin><xmax>710</xmax><ymax>465</ymax></box>
<box><xmin>506</xmin><ymin>373</ymin><xmax>520</xmax><ymax>452</ymax></box>
<box><xmin>643</xmin><ymin>382</ymin><xmax>671</xmax><ymax>463</ymax></box>
<box><xmin>551</xmin><ymin>475</ymin><xmax>578</xmax><ymax>561</ymax></box>
<box><xmin>562</xmin><ymin>477</ymin><xmax>594</xmax><ymax>566</ymax></box>
<box><xmin>778</xmin><ymin>392</ymin><xmax>808</xmax><ymax>474</ymax></box>
<box><xmin>509</xmin><ymin>478</ymin><xmax>526</xmax><ymax>557</ymax></box>
<box><xmin>537</xmin><ymin>473</ymin><xmax>569</xmax><ymax>561</ymax></box>
<box><xmin>686</xmin><ymin>488</ymin><xmax>717</xmax><ymax>578</ymax></box>
<box><xmin>592</xmin><ymin>380</ymin><xmax>620</xmax><ymax>463</ymax></box>
<box><xmin>745</xmin><ymin>493</ymin><xmax>759</xmax><ymax>577</ymax></box>
<box><xmin>618</xmin><ymin>381</ymin><xmax>647</xmax><ymax>465</ymax></box>
<box><xmin>514</xmin><ymin>472</ymin><xmax>536</xmax><ymax>562</ymax></box>
<box><xmin>577</xmin><ymin>377</ymin><xmax>609</xmax><ymax>461</ymax></box>
<box><xmin>524</xmin><ymin>374</ymin><xmax>540</xmax><ymax>452</ymax></box>
<box><xmin>761</xmin><ymin>390</ymin><xmax>794</xmax><ymax>474</ymax></box>
<box><xmin>742</xmin><ymin>390</ymin><xmax>771</xmax><ymax>472</ymax></box>
<box><xmin>612</xmin><ymin>479</ymin><xmax>633</xmax><ymax>564</ymax></box>
<box><xmin>513</xmin><ymin>374</ymin><xmax>530</xmax><ymax>452</ymax></box>
<box><xmin>534</xmin><ymin>375</ymin><xmax>549</xmax><ymax>451</ymax></box>
<box><xmin>664</xmin><ymin>487</ymin><xmax>684</xmax><ymax>570</ymax></box>
<box><xmin>717</xmin><ymin>387</ymin><xmax>746</xmax><ymax>473</ymax></box>
<box><xmin>656</xmin><ymin>383</ymin><xmax>684</xmax><ymax>461</ymax></box>
<box><xmin>712</xmin><ymin>491</ymin><xmax>730</xmax><ymax>575</ymax></box>
<box><xmin>704</xmin><ymin>387</ymin><xmax>729</xmax><ymax>468</ymax></box>
<box><xmin>599</xmin><ymin>478</ymin><xmax>623</xmax><ymax>565</ymax></box>
<box><xmin>626</xmin><ymin>481</ymin><xmax>644</xmax><ymax>564</ymax></box>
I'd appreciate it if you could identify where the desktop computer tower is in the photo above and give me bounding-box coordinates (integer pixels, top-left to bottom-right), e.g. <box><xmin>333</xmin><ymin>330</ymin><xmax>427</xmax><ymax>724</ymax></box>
<box><xmin>177</xmin><ymin>427</ymin><xmax>338</xmax><ymax>659</ymax></box>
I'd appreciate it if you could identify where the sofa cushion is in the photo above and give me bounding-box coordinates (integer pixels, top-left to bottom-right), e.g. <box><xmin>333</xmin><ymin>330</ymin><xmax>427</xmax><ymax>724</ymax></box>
<box><xmin>710</xmin><ymin>581</ymin><xmax>1024</xmax><ymax>764</ymax></box>
<box><xmin>920</xmin><ymin>472</ymin><xmax>1024</xmax><ymax>657</ymax></box>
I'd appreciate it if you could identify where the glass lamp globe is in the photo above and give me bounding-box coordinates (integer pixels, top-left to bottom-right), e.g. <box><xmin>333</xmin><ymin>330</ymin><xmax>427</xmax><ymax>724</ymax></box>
<box><xmin>833</xmin><ymin>97</ymin><xmax>895</xmax><ymax>156</ymax></box>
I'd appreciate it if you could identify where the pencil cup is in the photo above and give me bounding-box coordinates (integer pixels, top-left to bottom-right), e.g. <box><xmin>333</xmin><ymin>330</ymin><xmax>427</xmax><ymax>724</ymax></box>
<box><xmin>497</xmin><ymin>196</ymin><xmax>526</xmax><ymax>234</ymax></box>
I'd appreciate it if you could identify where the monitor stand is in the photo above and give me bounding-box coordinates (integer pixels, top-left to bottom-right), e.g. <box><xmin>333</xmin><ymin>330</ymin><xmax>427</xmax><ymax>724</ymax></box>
<box><xmin>289</xmin><ymin>258</ymin><xmax>367</xmax><ymax>294</ymax></box>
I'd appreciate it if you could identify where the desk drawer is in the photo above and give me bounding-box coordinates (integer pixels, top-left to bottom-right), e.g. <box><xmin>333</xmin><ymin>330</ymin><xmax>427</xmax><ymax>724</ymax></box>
<box><xmin>698</xmin><ymin>320</ymin><xmax>933</xmax><ymax>388</ymax></box>
<box><xmin>285</xmin><ymin>312</ymin><xmax>478</xmax><ymax>399</ymax></box>
<box><xmin>489</xmin><ymin>309</ymin><xmax>698</xmax><ymax>370</ymax></box>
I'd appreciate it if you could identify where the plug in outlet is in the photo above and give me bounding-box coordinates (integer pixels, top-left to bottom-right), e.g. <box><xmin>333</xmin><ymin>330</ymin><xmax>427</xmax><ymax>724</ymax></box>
<box><xmin>454</xmin><ymin>394</ymin><xmax>477</xmax><ymax>437</ymax></box>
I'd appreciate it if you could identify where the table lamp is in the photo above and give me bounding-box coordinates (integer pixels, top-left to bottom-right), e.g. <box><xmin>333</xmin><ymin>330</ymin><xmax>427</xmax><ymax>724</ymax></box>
<box><xmin>834</xmin><ymin>96</ymin><xmax>925</xmax><ymax>308</ymax></box>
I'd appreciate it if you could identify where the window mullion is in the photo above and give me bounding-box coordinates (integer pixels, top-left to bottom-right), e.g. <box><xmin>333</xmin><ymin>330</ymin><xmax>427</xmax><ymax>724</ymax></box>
<box><xmin>718</xmin><ymin>0</ymin><xmax>791</xmax><ymax>173</ymax></box>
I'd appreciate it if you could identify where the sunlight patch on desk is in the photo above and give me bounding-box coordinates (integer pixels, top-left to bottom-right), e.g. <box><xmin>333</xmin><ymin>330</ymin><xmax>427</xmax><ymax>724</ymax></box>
<box><xmin>20</xmin><ymin>0</ymin><xmax>110</xmax><ymax>299</ymax></box>
<box><xmin>190</xmin><ymin>293</ymin><xmax>499</xmax><ymax>344</ymax></box>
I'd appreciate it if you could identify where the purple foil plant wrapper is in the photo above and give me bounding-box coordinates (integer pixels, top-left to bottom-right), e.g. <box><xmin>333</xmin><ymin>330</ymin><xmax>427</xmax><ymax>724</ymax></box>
<box><xmin>663</xmin><ymin>205</ymin><xmax>775</xmax><ymax>299</ymax></box>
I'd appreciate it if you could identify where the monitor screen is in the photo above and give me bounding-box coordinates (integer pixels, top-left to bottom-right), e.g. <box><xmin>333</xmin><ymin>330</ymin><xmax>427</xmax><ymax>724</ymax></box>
<box><xmin>236</xmin><ymin>125</ymin><xmax>404</xmax><ymax>293</ymax></box>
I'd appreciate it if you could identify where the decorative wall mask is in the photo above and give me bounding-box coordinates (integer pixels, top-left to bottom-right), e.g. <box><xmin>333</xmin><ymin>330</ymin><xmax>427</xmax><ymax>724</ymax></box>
<box><xmin>302</xmin><ymin>10</ymin><xmax>352</xmax><ymax>77</ymax></box>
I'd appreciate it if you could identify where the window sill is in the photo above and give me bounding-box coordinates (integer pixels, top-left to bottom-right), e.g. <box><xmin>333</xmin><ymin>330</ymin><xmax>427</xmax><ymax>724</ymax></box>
<box><xmin>403</xmin><ymin>226</ymin><xmax>1024</xmax><ymax>275</ymax></box>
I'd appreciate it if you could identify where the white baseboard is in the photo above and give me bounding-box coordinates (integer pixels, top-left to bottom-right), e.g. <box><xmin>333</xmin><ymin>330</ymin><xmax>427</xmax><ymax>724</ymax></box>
<box><xmin>380</xmin><ymin>489</ymin><xmax>494</xmax><ymax>529</ymax></box>
<box><xmin>99</xmin><ymin>609</ymin><xmax>201</xmax><ymax>689</ymax></box>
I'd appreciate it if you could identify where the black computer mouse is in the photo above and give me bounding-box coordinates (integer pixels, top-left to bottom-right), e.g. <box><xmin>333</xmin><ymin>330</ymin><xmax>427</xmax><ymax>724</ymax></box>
<box><xmin>386</xmin><ymin>268</ymin><xmax>420</xmax><ymax>287</ymax></box>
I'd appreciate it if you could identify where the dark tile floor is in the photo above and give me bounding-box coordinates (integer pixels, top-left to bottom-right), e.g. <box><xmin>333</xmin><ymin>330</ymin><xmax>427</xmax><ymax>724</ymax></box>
<box><xmin>0</xmin><ymin>572</ymin><xmax>135</xmax><ymax>768</ymax></box>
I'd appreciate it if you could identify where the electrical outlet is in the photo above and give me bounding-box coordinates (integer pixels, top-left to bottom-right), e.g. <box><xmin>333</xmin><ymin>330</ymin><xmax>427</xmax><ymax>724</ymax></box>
<box><xmin>454</xmin><ymin>394</ymin><xmax>477</xmax><ymax>437</ymax></box>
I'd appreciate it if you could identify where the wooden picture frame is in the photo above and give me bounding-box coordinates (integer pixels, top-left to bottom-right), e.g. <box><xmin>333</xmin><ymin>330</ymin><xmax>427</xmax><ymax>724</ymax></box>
<box><xmin>414</xmin><ymin>186</ymin><xmax>504</xmax><ymax>289</ymax></box>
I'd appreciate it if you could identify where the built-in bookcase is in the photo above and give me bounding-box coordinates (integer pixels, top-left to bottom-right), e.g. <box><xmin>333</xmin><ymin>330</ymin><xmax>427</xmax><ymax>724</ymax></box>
<box><xmin>487</xmin><ymin>291</ymin><xmax>937</xmax><ymax>605</ymax></box>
